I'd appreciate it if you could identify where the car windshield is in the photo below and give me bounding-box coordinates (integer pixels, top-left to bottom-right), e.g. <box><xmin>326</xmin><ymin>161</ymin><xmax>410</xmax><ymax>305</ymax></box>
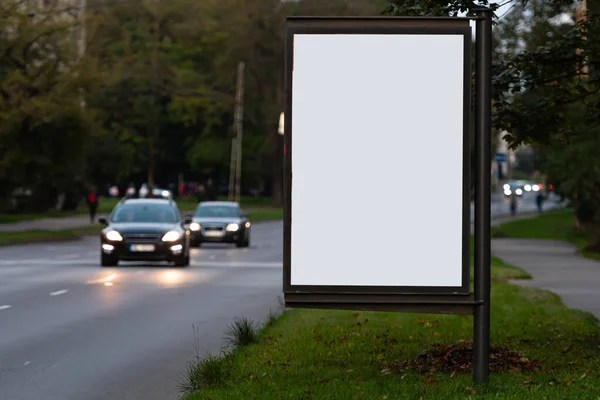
<box><xmin>194</xmin><ymin>205</ymin><xmax>240</xmax><ymax>218</ymax></box>
<box><xmin>111</xmin><ymin>203</ymin><xmax>179</xmax><ymax>223</ymax></box>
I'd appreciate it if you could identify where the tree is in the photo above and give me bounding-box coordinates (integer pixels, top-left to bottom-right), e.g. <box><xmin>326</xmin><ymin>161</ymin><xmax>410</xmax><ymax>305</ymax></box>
<box><xmin>385</xmin><ymin>0</ymin><xmax>600</xmax><ymax>245</ymax></box>
<box><xmin>0</xmin><ymin>0</ymin><xmax>102</xmax><ymax>212</ymax></box>
<box><xmin>86</xmin><ymin>0</ymin><xmax>228</xmax><ymax>191</ymax></box>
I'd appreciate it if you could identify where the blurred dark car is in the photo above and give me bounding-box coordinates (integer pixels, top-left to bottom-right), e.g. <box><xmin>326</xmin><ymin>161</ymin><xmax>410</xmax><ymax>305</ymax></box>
<box><xmin>98</xmin><ymin>198</ymin><xmax>192</xmax><ymax>267</ymax></box>
<box><xmin>187</xmin><ymin>201</ymin><xmax>250</xmax><ymax>248</ymax></box>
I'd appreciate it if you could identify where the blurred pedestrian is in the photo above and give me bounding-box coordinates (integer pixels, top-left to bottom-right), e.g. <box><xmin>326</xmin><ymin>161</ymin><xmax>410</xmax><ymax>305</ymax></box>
<box><xmin>510</xmin><ymin>193</ymin><xmax>517</xmax><ymax>216</ymax></box>
<box><xmin>536</xmin><ymin>192</ymin><xmax>544</xmax><ymax>213</ymax></box>
<box><xmin>86</xmin><ymin>189</ymin><xmax>99</xmax><ymax>224</ymax></box>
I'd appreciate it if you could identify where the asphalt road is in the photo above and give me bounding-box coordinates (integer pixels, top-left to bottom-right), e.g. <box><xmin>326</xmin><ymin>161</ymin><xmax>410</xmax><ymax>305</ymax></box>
<box><xmin>0</xmin><ymin>221</ymin><xmax>283</xmax><ymax>400</ymax></box>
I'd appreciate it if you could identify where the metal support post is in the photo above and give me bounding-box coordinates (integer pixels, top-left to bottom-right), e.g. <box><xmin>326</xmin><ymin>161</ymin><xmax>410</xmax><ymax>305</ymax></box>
<box><xmin>473</xmin><ymin>7</ymin><xmax>493</xmax><ymax>385</ymax></box>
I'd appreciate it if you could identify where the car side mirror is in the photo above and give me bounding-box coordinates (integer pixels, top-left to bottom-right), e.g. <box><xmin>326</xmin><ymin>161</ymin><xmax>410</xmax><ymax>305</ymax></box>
<box><xmin>183</xmin><ymin>216</ymin><xmax>193</xmax><ymax>225</ymax></box>
<box><xmin>98</xmin><ymin>217</ymin><xmax>108</xmax><ymax>226</ymax></box>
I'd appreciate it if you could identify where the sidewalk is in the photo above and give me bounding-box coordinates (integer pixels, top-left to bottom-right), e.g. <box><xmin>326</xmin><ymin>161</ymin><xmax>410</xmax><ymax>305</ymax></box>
<box><xmin>492</xmin><ymin>239</ymin><xmax>600</xmax><ymax>320</ymax></box>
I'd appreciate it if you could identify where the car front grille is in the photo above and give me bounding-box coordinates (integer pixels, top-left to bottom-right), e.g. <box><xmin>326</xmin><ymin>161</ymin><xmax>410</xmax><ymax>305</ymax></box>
<box><xmin>202</xmin><ymin>224</ymin><xmax>225</xmax><ymax>236</ymax></box>
<box><xmin>122</xmin><ymin>233</ymin><xmax>162</xmax><ymax>243</ymax></box>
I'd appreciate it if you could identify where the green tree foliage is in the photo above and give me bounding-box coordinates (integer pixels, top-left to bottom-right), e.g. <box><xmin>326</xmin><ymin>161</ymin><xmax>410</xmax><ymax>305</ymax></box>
<box><xmin>386</xmin><ymin>0</ymin><xmax>600</xmax><ymax>239</ymax></box>
<box><xmin>0</xmin><ymin>0</ymin><xmax>101</xmax><ymax>211</ymax></box>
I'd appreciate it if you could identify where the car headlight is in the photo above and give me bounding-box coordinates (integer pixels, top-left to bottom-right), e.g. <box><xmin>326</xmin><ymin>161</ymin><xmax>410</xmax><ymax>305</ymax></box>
<box><xmin>226</xmin><ymin>223</ymin><xmax>239</xmax><ymax>232</ymax></box>
<box><xmin>162</xmin><ymin>231</ymin><xmax>182</xmax><ymax>242</ymax></box>
<box><xmin>105</xmin><ymin>230</ymin><xmax>123</xmax><ymax>241</ymax></box>
<box><xmin>189</xmin><ymin>222</ymin><xmax>200</xmax><ymax>231</ymax></box>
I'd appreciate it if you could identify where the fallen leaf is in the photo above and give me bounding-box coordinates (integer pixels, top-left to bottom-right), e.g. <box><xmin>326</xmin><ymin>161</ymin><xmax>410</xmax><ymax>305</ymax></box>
<box><xmin>580</xmin><ymin>373</ymin><xmax>587</xmax><ymax>380</ymax></box>
<box><xmin>352</xmin><ymin>313</ymin><xmax>360</xmax><ymax>319</ymax></box>
<box><xmin>471</xmin><ymin>389</ymin><xmax>477</xmax><ymax>395</ymax></box>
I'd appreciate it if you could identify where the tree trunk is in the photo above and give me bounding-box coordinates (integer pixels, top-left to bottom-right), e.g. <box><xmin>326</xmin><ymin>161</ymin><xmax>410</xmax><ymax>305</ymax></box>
<box><xmin>272</xmin><ymin>136</ymin><xmax>283</xmax><ymax>207</ymax></box>
<box><xmin>574</xmin><ymin>215</ymin><xmax>585</xmax><ymax>234</ymax></box>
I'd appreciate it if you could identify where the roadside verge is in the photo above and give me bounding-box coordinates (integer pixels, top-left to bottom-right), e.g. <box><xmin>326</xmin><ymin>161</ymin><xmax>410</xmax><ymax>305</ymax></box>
<box><xmin>179</xmin><ymin>233</ymin><xmax>600</xmax><ymax>399</ymax></box>
<box><xmin>0</xmin><ymin>209</ymin><xmax>283</xmax><ymax>247</ymax></box>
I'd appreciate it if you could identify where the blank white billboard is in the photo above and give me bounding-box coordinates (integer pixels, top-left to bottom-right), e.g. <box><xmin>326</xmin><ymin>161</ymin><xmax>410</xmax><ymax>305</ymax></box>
<box><xmin>290</xmin><ymin>33</ymin><xmax>467</xmax><ymax>289</ymax></box>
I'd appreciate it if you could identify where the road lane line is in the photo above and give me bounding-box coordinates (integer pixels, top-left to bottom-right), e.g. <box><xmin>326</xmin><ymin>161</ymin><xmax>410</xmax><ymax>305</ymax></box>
<box><xmin>50</xmin><ymin>290</ymin><xmax>68</xmax><ymax>296</ymax></box>
<box><xmin>0</xmin><ymin>305</ymin><xmax>12</xmax><ymax>310</ymax></box>
<box><xmin>191</xmin><ymin>261</ymin><xmax>282</xmax><ymax>268</ymax></box>
<box><xmin>60</xmin><ymin>253</ymin><xmax>81</xmax><ymax>259</ymax></box>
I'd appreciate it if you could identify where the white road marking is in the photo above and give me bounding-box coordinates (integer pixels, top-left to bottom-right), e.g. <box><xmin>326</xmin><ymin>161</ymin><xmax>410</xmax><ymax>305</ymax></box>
<box><xmin>192</xmin><ymin>261</ymin><xmax>282</xmax><ymax>268</ymax></box>
<box><xmin>50</xmin><ymin>289</ymin><xmax>68</xmax><ymax>296</ymax></box>
<box><xmin>24</xmin><ymin>361</ymin><xmax>31</xmax><ymax>366</ymax></box>
<box><xmin>208</xmin><ymin>255</ymin><xmax>216</xmax><ymax>260</ymax></box>
<box><xmin>44</xmin><ymin>246</ymin><xmax>57</xmax><ymax>251</ymax></box>
<box><xmin>60</xmin><ymin>253</ymin><xmax>81</xmax><ymax>259</ymax></box>
<box><xmin>0</xmin><ymin>305</ymin><xmax>12</xmax><ymax>310</ymax></box>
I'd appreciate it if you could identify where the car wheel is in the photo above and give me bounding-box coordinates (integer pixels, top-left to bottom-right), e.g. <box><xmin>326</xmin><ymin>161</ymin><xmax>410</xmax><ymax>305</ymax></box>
<box><xmin>236</xmin><ymin>234</ymin><xmax>250</xmax><ymax>248</ymax></box>
<box><xmin>101</xmin><ymin>254</ymin><xmax>118</xmax><ymax>267</ymax></box>
<box><xmin>174</xmin><ymin>254</ymin><xmax>190</xmax><ymax>267</ymax></box>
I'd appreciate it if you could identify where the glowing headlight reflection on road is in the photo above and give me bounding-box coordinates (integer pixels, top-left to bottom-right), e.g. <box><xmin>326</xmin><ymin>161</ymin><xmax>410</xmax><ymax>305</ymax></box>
<box><xmin>162</xmin><ymin>231</ymin><xmax>181</xmax><ymax>242</ymax></box>
<box><xmin>159</xmin><ymin>270</ymin><xmax>184</xmax><ymax>287</ymax></box>
<box><xmin>105</xmin><ymin>230</ymin><xmax>123</xmax><ymax>241</ymax></box>
<box><xmin>226</xmin><ymin>223</ymin><xmax>239</xmax><ymax>232</ymax></box>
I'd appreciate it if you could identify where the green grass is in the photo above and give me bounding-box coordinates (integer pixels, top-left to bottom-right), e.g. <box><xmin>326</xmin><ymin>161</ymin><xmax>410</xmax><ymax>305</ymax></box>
<box><xmin>0</xmin><ymin>229</ymin><xmax>81</xmax><ymax>245</ymax></box>
<box><xmin>182</xmin><ymin>242</ymin><xmax>600</xmax><ymax>400</ymax></box>
<box><xmin>0</xmin><ymin>224</ymin><xmax>105</xmax><ymax>246</ymax></box>
<box><xmin>0</xmin><ymin>196</ymin><xmax>276</xmax><ymax>224</ymax></box>
<box><xmin>491</xmin><ymin>210</ymin><xmax>600</xmax><ymax>261</ymax></box>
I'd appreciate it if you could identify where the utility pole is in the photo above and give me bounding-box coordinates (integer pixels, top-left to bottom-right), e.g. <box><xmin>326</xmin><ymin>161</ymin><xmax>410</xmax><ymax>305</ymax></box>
<box><xmin>233</xmin><ymin>61</ymin><xmax>245</xmax><ymax>204</ymax></box>
<box><xmin>78</xmin><ymin>0</ymin><xmax>86</xmax><ymax>110</ymax></box>
<box><xmin>228</xmin><ymin>138</ymin><xmax>237</xmax><ymax>201</ymax></box>
<box><xmin>148</xmin><ymin>0</ymin><xmax>160</xmax><ymax>193</ymax></box>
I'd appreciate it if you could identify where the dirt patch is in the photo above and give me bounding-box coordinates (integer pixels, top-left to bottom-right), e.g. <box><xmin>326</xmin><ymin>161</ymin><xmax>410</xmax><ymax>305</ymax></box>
<box><xmin>391</xmin><ymin>340</ymin><xmax>542</xmax><ymax>374</ymax></box>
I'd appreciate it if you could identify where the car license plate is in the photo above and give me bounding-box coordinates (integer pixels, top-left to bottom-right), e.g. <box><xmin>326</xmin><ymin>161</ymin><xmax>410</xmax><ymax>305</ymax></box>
<box><xmin>205</xmin><ymin>231</ymin><xmax>223</xmax><ymax>237</ymax></box>
<box><xmin>130</xmin><ymin>244</ymin><xmax>155</xmax><ymax>252</ymax></box>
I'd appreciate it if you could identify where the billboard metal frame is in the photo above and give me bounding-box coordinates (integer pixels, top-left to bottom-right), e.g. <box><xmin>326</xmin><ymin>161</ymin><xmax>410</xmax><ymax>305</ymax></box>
<box><xmin>282</xmin><ymin>10</ymin><xmax>492</xmax><ymax>384</ymax></box>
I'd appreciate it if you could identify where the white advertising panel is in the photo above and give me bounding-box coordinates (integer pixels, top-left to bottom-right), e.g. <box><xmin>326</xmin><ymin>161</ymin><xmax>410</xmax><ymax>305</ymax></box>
<box><xmin>288</xmin><ymin>31</ymin><xmax>469</xmax><ymax>291</ymax></box>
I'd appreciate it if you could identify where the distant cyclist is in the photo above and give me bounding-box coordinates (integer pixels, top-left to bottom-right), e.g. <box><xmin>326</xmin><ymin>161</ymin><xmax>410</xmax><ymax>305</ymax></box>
<box><xmin>536</xmin><ymin>192</ymin><xmax>544</xmax><ymax>213</ymax></box>
<box><xmin>510</xmin><ymin>193</ymin><xmax>517</xmax><ymax>216</ymax></box>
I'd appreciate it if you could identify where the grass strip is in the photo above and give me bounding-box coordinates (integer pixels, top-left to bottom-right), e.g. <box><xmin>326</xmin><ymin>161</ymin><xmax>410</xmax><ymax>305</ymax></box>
<box><xmin>181</xmin><ymin>240</ymin><xmax>600</xmax><ymax>400</ymax></box>
<box><xmin>491</xmin><ymin>209</ymin><xmax>600</xmax><ymax>261</ymax></box>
